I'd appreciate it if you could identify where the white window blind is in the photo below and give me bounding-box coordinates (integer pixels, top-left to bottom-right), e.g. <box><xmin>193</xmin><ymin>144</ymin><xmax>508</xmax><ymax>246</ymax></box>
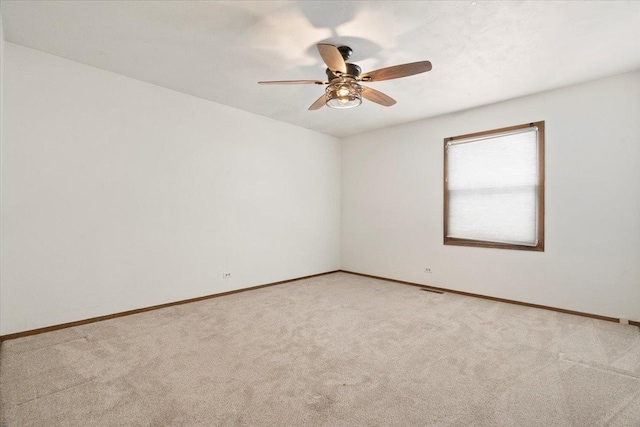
<box><xmin>446</xmin><ymin>126</ymin><xmax>540</xmax><ymax>246</ymax></box>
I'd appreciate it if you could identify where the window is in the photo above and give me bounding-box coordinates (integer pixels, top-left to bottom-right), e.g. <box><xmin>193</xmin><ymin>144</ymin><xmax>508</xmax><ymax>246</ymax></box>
<box><xmin>444</xmin><ymin>121</ymin><xmax>545</xmax><ymax>251</ymax></box>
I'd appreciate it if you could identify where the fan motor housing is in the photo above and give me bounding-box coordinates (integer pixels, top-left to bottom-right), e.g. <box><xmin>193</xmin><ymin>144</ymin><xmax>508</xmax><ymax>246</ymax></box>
<box><xmin>326</xmin><ymin>63</ymin><xmax>362</xmax><ymax>81</ymax></box>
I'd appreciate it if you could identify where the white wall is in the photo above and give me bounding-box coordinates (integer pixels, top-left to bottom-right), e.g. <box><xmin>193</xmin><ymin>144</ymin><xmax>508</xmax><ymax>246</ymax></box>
<box><xmin>342</xmin><ymin>71</ymin><xmax>640</xmax><ymax>321</ymax></box>
<box><xmin>0</xmin><ymin>43</ymin><xmax>341</xmax><ymax>335</ymax></box>
<box><xmin>0</xmin><ymin>6</ymin><xmax>5</xmax><ymax>330</ymax></box>
<box><xmin>2</xmin><ymin>41</ymin><xmax>639</xmax><ymax>336</ymax></box>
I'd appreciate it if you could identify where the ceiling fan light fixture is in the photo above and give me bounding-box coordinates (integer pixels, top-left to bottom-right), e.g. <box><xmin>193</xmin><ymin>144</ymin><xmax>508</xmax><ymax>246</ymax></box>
<box><xmin>325</xmin><ymin>80</ymin><xmax>362</xmax><ymax>109</ymax></box>
<box><xmin>259</xmin><ymin>44</ymin><xmax>431</xmax><ymax>111</ymax></box>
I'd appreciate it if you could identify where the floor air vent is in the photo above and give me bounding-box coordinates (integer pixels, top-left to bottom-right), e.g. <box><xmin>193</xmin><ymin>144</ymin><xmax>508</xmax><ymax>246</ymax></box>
<box><xmin>420</xmin><ymin>288</ymin><xmax>444</xmax><ymax>294</ymax></box>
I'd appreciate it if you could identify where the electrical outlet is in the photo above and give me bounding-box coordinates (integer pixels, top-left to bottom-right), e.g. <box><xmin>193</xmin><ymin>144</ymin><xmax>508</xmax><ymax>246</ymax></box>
<box><xmin>223</xmin><ymin>272</ymin><xmax>231</xmax><ymax>279</ymax></box>
<box><xmin>425</xmin><ymin>267</ymin><xmax>432</xmax><ymax>273</ymax></box>
<box><xmin>620</xmin><ymin>318</ymin><xmax>630</xmax><ymax>325</ymax></box>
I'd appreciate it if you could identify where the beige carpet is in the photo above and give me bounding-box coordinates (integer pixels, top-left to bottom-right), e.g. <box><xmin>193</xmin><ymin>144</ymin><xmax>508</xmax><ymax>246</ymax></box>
<box><xmin>1</xmin><ymin>272</ymin><xmax>640</xmax><ymax>426</ymax></box>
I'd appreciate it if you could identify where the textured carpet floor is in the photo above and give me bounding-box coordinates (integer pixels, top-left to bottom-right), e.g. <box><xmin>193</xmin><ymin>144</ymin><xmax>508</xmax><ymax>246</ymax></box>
<box><xmin>1</xmin><ymin>272</ymin><xmax>640</xmax><ymax>426</ymax></box>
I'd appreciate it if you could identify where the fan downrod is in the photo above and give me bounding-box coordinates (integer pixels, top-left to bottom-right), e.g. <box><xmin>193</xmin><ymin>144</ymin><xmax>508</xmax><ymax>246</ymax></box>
<box><xmin>337</xmin><ymin>46</ymin><xmax>352</xmax><ymax>61</ymax></box>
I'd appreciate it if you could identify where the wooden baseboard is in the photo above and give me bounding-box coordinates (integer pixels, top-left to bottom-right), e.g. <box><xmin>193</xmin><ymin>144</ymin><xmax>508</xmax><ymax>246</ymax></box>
<box><xmin>3</xmin><ymin>269</ymin><xmax>635</xmax><ymax>342</ymax></box>
<box><xmin>0</xmin><ymin>270</ymin><xmax>339</xmax><ymax>342</ymax></box>
<box><xmin>340</xmin><ymin>270</ymin><xmax>637</xmax><ymax>326</ymax></box>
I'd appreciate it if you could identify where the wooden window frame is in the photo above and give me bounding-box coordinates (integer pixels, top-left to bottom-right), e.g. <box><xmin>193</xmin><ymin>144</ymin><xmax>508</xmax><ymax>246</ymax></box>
<box><xmin>443</xmin><ymin>121</ymin><xmax>545</xmax><ymax>251</ymax></box>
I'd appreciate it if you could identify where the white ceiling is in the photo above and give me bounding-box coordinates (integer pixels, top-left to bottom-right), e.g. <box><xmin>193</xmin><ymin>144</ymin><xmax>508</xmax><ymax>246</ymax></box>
<box><xmin>3</xmin><ymin>1</ymin><xmax>640</xmax><ymax>137</ymax></box>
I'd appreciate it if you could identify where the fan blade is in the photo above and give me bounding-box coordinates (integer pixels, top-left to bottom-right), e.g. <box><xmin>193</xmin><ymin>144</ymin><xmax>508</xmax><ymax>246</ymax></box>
<box><xmin>258</xmin><ymin>80</ymin><xmax>327</xmax><ymax>85</ymax></box>
<box><xmin>361</xmin><ymin>86</ymin><xmax>396</xmax><ymax>107</ymax></box>
<box><xmin>317</xmin><ymin>44</ymin><xmax>347</xmax><ymax>74</ymax></box>
<box><xmin>308</xmin><ymin>94</ymin><xmax>326</xmax><ymax>111</ymax></box>
<box><xmin>360</xmin><ymin>61</ymin><xmax>432</xmax><ymax>82</ymax></box>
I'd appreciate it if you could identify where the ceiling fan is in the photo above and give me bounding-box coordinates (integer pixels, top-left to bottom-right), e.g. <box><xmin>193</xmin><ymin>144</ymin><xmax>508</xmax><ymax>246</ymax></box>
<box><xmin>259</xmin><ymin>44</ymin><xmax>432</xmax><ymax>110</ymax></box>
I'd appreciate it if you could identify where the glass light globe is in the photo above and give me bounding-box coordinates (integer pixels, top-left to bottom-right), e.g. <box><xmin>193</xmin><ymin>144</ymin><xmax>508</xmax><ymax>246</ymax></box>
<box><xmin>326</xmin><ymin>80</ymin><xmax>362</xmax><ymax>109</ymax></box>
